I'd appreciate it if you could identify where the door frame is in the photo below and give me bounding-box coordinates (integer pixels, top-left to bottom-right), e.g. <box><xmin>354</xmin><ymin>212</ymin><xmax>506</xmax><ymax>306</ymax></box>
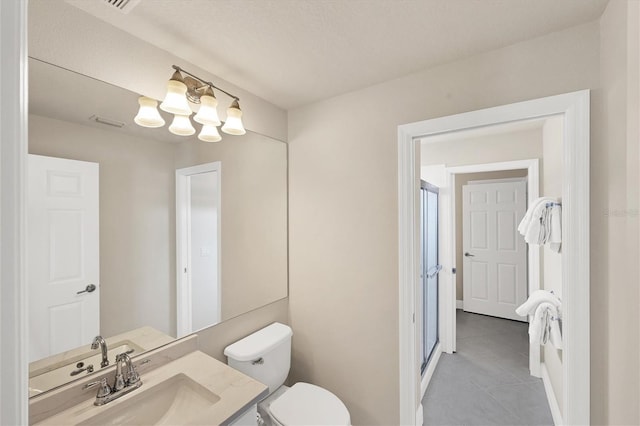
<box><xmin>398</xmin><ymin>91</ymin><xmax>590</xmax><ymax>425</ymax></box>
<box><xmin>445</xmin><ymin>160</ymin><xmax>539</xmax><ymax>373</ymax></box>
<box><xmin>175</xmin><ymin>162</ymin><xmax>222</xmax><ymax>338</ymax></box>
<box><xmin>0</xmin><ymin>0</ymin><xmax>29</xmax><ymax>424</ymax></box>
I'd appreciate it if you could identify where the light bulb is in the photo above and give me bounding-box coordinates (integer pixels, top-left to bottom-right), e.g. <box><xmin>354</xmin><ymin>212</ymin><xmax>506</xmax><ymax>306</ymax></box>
<box><xmin>160</xmin><ymin>70</ymin><xmax>192</xmax><ymax>116</ymax></box>
<box><xmin>134</xmin><ymin>96</ymin><xmax>165</xmax><ymax>128</ymax></box>
<box><xmin>194</xmin><ymin>87</ymin><xmax>221</xmax><ymax>126</ymax></box>
<box><xmin>198</xmin><ymin>124</ymin><xmax>222</xmax><ymax>142</ymax></box>
<box><xmin>168</xmin><ymin>114</ymin><xmax>195</xmax><ymax>136</ymax></box>
<box><xmin>221</xmin><ymin>99</ymin><xmax>246</xmax><ymax>135</ymax></box>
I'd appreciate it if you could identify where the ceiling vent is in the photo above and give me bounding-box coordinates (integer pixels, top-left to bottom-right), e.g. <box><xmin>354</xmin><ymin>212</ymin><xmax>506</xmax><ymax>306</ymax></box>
<box><xmin>102</xmin><ymin>0</ymin><xmax>142</xmax><ymax>14</ymax></box>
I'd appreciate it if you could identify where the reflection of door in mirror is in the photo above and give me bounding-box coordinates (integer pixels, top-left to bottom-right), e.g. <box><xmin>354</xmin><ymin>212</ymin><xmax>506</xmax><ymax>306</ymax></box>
<box><xmin>27</xmin><ymin>154</ymin><xmax>99</xmax><ymax>361</ymax></box>
<box><xmin>176</xmin><ymin>162</ymin><xmax>222</xmax><ymax>338</ymax></box>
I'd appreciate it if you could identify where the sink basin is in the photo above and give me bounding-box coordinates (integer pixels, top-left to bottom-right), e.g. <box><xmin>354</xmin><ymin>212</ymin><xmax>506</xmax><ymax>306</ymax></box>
<box><xmin>30</xmin><ymin>342</ymin><xmax>144</xmax><ymax>396</ymax></box>
<box><xmin>78</xmin><ymin>374</ymin><xmax>221</xmax><ymax>425</ymax></box>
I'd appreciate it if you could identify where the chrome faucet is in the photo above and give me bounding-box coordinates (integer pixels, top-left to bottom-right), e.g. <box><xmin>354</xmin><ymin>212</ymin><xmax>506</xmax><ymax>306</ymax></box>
<box><xmin>91</xmin><ymin>335</ymin><xmax>109</xmax><ymax>368</ymax></box>
<box><xmin>83</xmin><ymin>352</ymin><xmax>143</xmax><ymax>406</ymax></box>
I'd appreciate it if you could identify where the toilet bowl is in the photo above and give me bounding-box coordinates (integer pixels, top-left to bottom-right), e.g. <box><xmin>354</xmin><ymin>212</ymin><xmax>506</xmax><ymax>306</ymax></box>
<box><xmin>224</xmin><ymin>323</ymin><xmax>350</xmax><ymax>426</ymax></box>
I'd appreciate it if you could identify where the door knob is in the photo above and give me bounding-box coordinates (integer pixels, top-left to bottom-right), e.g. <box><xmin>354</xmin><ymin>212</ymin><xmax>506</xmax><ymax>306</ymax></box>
<box><xmin>77</xmin><ymin>284</ymin><xmax>96</xmax><ymax>294</ymax></box>
<box><xmin>464</xmin><ymin>252</ymin><xmax>475</xmax><ymax>257</ymax></box>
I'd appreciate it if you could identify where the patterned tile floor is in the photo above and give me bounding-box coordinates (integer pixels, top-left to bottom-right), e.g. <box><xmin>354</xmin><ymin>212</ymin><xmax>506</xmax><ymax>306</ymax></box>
<box><xmin>422</xmin><ymin>310</ymin><xmax>554</xmax><ymax>426</ymax></box>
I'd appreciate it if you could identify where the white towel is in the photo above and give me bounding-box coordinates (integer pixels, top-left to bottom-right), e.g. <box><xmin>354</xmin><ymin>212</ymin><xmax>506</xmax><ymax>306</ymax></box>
<box><xmin>515</xmin><ymin>290</ymin><xmax>561</xmax><ymax>317</ymax></box>
<box><xmin>518</xmin><ymin>197</ymin><xmax>556</xmax><ymax>237</ymax></box>
<box><xmin>529</xmin><ymin>302</ymin><xmax>563</xmax><ymax>350</ymax></box>
<box><xmin>547</xmin><ymin>204</ymin><xmax>562</xmax><ymax>252</ymax></box>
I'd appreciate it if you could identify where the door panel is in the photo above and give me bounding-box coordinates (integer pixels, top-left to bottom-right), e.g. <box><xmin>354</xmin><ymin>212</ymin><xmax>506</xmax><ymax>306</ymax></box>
<box><xmin>420</xmin><ymin>181</ymin><xmax>439</xmax><ymax>374</ymax></box>
<box><xmin>28</xmin><ymin>154</ymin><xmax>99</xmax><ymax>361</ymax></box>
<box><xmin>462</xmin><ymin>180</ymin><xmax>527</xmax><ymax>321</ymax></box>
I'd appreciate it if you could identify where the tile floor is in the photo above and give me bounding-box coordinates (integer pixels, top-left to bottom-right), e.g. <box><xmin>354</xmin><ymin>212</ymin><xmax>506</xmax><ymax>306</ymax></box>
<box><xmin>422</xmin><ymin>310</ymin><xmax>554</xmax><ymax>426</ymax></box>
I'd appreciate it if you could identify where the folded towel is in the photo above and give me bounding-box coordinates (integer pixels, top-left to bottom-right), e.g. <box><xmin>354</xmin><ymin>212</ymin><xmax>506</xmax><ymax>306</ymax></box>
<box><xmin>547</xmin><ymin>204</ymin><xmax>562</xmax><ymax>252</ymax></box>
<box><xmin>515</xmin><ymin>290</ymin><xmax>561</xmax><ymax>317</ymax></box>
<box><xmin>518</xmin><ymin>197</ymin><xmax>562</xmax><ymax>251</ymax></box>
<box><xmin>518</xmin><ymin>197</ymin><xmax>556</xmax><ymax>236</ymax></box>
<box><xmin>529</xmin><ymin>302</ymin><xmax>563</xmax><ymax>350</ymax></box>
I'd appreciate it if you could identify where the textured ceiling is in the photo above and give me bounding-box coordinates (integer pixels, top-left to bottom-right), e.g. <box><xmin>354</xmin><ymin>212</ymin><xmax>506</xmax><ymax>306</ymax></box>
<box><xmin>67</xmin><ymin>0</ymin><xmax>608</xmax><ymax>109</ymax></box>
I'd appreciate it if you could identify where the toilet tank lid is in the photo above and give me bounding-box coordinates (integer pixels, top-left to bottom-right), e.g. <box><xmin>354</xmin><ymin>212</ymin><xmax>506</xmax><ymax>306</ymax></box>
<box><xmin>224</xmin><ymin>322</ymin><xmax>292</xmax><ymax>361</ymax></box>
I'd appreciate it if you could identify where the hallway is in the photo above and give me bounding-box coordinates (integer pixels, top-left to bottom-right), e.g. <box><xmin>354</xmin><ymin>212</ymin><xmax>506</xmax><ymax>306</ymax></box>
<box><xmin>422</xmin><ymin>311</ymin><xmax>553</xmax><ymax>425</ymax></box>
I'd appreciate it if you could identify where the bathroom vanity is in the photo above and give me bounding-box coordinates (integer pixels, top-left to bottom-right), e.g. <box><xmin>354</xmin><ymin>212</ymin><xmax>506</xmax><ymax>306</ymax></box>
<box><xmin>30</xmin><ymin>336</ymin><xmax>267</xmax><ymax>425</ymax></box>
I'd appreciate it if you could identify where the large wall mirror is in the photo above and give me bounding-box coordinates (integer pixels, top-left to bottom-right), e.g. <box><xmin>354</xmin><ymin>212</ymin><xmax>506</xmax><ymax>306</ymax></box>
<box><xmin>27</xmin><ymin>58</ymin><xmax>288</xmax><ymax>397</ymax></box>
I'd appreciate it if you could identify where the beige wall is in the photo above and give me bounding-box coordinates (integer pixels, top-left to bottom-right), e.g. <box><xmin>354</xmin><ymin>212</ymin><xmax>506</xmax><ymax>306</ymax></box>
<box><xmin>421</xmin><ymin>127</ymin><xmax>543</xmax><ymax>167</ymax></box>
<box><xmin>174</xmin><ymin>134</ymin><xmax>288</xmax><ymax>320</ymax></box>
<box><xmin>288</xmin><ymin>21</ymin><xmax>600</xmax><ymax>425</ymax></box>
<box><xmin>595</xmin><ymin>1</ymin><xmax>640</xmax><ymax>424</ymax></box>
<box><xmin>454</xmin><ymin>170</ymin><xmax>529</xmax><ymax>301</ymax></box>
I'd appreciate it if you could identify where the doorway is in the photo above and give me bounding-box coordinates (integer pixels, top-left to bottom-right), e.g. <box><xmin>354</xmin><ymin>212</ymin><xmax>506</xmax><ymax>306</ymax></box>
<box><xmin>175</xmin><ymin>162</ymin><xmax>222</xmax><ymax>338</ymax></box>
<box><xmin>398</xmin><ymin>91</ymin><xmax>590</xmax><ymax>425</ymax></box>
<box><xmin>461</xmin><ymin>176</ymin><xmax>528</xmax><ymax>321</ymax></box>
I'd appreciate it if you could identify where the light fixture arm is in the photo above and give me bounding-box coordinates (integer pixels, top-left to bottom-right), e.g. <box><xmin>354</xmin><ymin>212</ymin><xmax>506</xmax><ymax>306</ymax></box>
<box><xmin>172</xmin><ymin>65</ymin><xmax>240</xmax><ymax>102</ymax></box>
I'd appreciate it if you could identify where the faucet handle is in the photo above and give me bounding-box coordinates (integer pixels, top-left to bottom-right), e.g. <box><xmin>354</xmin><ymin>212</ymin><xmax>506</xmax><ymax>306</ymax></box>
<box><xmin>83</xmin><ymin>377</ymin><xmax>111</xmax><ymax>398</ymax></box>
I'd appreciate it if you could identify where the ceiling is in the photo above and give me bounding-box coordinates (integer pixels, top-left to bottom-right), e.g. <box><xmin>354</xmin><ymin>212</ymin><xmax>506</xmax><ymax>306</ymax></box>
<box><xmin>66</xmin><ymin>0</ymin><xmax>608</xmax><ymax>110</ymax></box>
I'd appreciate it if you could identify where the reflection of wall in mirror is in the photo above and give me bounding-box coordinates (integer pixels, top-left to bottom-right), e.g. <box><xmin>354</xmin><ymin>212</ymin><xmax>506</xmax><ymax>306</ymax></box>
<box><xmin>28</xmin><ymin>114</ymin><xmax>288</xmax><ymax>349</ymax></box>
<box><xmin>29</xmin><ymin>114</ymin><xmax>177</xmax><ymax>339</ymax></box>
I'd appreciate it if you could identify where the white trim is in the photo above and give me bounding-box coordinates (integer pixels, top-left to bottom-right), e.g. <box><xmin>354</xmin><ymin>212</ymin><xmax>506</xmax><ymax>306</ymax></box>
<box><xmin>420</xmin><ymin>343</ymin><xmax>442</xmax><ymax>398</ymax></box>
<box><xmin>399</xmin><ymin>91</ymin><xmax>590</xmax><ymax>426</ymax></box>
<box><xmin>0</xmin><ymin>0</ymin><xmax>29</xmax><ymax>424</ymax></box>
<box><xmin>444</xmin><ymin>159</ymin><xmax>540</xmax><ymax>373</ymax></box>
<box><xmin>398</xmin><ymin>125</ymin><xmax>419</xmax><ymax>425</ymax></box>
<box><xmin>466</xmin><ymin>177</ymin><xmax>527</xmax><ymax>185</ymax></box>
<box><xmin>456</xmin><ymin>300</ymin><xmax>463</xmax><ymax>309</ymax></box>
<box><xmin>541</xmin><ymin>362</ymin><xmax>564</xmax><ymax>426</ymax></box>
<box><xmin>176</xmin><ymin>162</ymin><xmax>222</xmax><ymax>338</ymax></box>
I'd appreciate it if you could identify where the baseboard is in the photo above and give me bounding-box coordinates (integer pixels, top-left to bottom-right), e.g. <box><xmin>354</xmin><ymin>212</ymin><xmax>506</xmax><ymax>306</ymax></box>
<box><xmin>540</xmin><ymin>362</ymin><xmax>563</xmax><ymax>426</ymax></box>
<box><xmin>420</xmin><ymin>343</ymin><xmax>443</xmax><ymax>398</ymax></box>
<box><xmin>415</xmin><ymin>403</ymin><xmax>424</xmax><ymax>426</ymax></box>
<box><xmin>456</xmin><ymin>300</ymin><xmax>463</xmax><ymax>310</ymax></box>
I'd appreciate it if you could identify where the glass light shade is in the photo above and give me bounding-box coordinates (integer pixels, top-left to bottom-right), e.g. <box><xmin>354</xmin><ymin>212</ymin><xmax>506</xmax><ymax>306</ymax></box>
<box><xmin>160</xmin><ymin>80</ymin><xmax>192</xmax><ymax>116</ymax></box>
<box><xmin>198</xmin><ymin>124</ymin><xmax>222</xmax><ymax>142</ymax></box>
<box><xmin>221</xmin><ymin>100</ymin><xmax>246</xmax><ymax>135</ymax></box>
<box><xmin>168</xmin><ymin>114</ymin><xmax>195</xmax><ymax>136</ymax></box>
<box><xmin>134</xmin><ymin>96</ymin><xmax>165</xmax><ymax>128</ymax></box>
<box><xmin>193</xmin><ymin>94</ymin><xmax>221</xmax><ymax>126</ymax></box>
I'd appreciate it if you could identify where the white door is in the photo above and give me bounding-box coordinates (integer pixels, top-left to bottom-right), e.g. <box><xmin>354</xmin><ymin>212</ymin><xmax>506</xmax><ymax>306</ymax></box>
<box><xmin>28</xmin><ymin>154</ymin><xmax>100</xmax><ymax>361</ymax></box>
<box><xmin>176</xmin><ymin>162</ymin><xmax>221</xmax><ymax>338</ymax></box>
<box><xmin>462</xmin><ymin>179</ymin><xmax>527</xmax><ymax>321</ymax></box>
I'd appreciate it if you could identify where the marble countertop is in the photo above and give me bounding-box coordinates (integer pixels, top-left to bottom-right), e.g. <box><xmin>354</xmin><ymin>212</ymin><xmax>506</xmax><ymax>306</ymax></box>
<box><xmin>34</xmin><ymin>350</ymin><xmax>268</xmax><ymax>425</ymax></box>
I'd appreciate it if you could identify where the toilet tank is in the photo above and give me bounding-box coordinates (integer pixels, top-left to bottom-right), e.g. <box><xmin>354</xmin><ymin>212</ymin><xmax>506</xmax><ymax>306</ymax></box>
<box><xmin>224</xmin><ymin>322</ymin><xmax>292</xmax><ymax>394</ymax></box>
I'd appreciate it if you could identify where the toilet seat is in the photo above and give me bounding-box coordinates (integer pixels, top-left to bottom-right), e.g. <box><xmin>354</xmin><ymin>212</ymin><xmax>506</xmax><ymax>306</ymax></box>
<box><xmin>270</xmin><ymin>382</ymin><xmax>350</xmax><ymax>426</ymax></box>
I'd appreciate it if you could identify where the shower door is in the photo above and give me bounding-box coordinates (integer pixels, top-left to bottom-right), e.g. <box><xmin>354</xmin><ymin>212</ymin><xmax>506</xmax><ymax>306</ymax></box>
<box><xmin>420</xmin><ymin>180</ymin><xmax>440</xmax><ymax>374</ymax></box>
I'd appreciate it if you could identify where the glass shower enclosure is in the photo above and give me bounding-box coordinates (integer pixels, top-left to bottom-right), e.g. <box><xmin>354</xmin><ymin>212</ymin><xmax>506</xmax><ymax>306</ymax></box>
<box><xmin>420</xmin><ymin>180</ymin><xmax>440</xmax><ymax>374</ymax></box>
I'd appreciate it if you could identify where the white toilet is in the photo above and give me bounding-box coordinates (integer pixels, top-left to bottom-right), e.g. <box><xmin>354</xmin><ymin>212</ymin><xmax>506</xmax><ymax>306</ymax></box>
<box><xmin>224</xmin><ymin>322</ymin><xmax>351</xmax><ymax>426</ymax></box>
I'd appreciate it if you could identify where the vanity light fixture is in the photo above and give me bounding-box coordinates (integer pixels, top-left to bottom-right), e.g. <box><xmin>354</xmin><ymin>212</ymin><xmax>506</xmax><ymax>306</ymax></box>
<box><xmin>135</xmin><ymin>65</ymin><xmax>246</xmax><ymax>142</ymax></box>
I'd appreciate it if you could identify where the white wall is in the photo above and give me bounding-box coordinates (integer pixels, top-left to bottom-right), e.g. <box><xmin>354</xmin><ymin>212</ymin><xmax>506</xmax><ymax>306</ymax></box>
<box><xmin>288</xmin><ymin>21</ymin><xmax>600</xmax><ymax>424</ymax></box>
